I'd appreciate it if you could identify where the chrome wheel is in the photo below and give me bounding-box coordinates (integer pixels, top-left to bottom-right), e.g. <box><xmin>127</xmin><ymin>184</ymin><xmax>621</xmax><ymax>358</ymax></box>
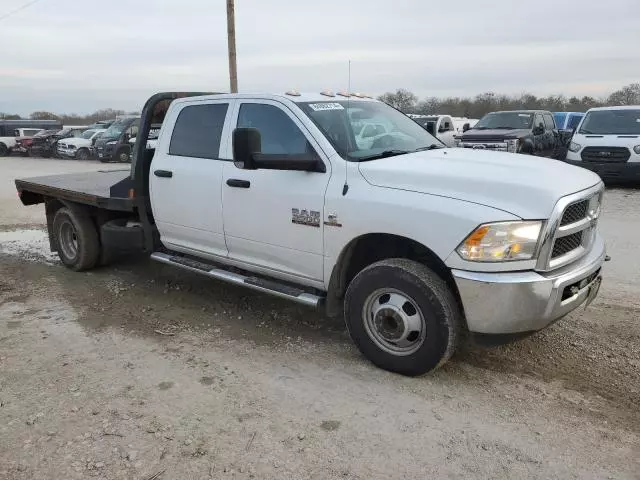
<box><xmin>362</xmin><ymin>288</ymin><xmax>426</xmax><ymax>356</ymax></box>
<box><xmin>59</xmin><ymin>220</ymin><xmax>79</xmax><ymax>261</ymax></box>
<box><xmin>118</xmin><ymin>151</ymin><xmax>129</xmax><ymax>162</ymax></box>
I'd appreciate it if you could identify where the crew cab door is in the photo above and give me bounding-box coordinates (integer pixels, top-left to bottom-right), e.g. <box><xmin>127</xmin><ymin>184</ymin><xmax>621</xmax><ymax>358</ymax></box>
<box><xmin>222</xmin><ymin>100</ymin><xmax>330</xmax><ymax>284</ymax></box>
<box><xmin>150</xmin><ymin>99</ymin><xmax>234</xmax><ymax>257</ymax></box>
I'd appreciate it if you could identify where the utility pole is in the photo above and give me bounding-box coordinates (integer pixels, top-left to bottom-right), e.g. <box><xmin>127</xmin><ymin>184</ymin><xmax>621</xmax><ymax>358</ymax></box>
<box><xmin>226</xmin><ymin>0</ymin><xmax>238</xmax><ymax>93</ymax></box>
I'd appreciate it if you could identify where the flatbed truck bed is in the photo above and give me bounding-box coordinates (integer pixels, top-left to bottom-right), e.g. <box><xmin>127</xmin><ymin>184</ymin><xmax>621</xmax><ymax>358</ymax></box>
<box><xmin>15</xmin><ymin>169</ymin><xmax>135</xmax><ymax>212</ymax></box>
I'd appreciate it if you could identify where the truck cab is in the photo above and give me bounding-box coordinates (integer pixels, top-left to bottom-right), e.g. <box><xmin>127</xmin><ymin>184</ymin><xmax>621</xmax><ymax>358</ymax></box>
<box><xmin>410</xmin><ymin>114</ymin><xmax>457</xmax><ymax>147</ymax></box>
<box><xmin>94</xmin><ymin>117</ymin><xmax>140</xmax><ymax>163</ymax></box>
<box><xmin>15</xmin><ymin>92</ymin><xmax>606</xmax><ymax>377</ymax></box>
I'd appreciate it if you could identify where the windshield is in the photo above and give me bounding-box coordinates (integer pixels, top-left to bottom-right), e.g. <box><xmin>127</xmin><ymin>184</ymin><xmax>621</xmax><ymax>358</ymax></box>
<box><xmin>298</xmin><ymin>100</ymin><xmax>442</xmax><ymax>161</ymax></box>
<box><xmin>474</xmin><ymin>112</ymin><xmax>533</xmax><ymax>130</ymax></box>
<box><xmin>579</xmin><ymin>109</ymin><xmax>640</xmax><ymax>135</ymax></box>
<box><xmin>102</xmin><ymin>122</ymin><xmax>126</xmax><ymax>139</ymax></box>
<box><xmin>80</xmin><ymin>129</ymin><xmax>98</xmax><ymax>139</ymax></box>
<box><xmin>57</xmin><ymin>128</ymin><xmax>72</xmax><ymax>136</ymax></box>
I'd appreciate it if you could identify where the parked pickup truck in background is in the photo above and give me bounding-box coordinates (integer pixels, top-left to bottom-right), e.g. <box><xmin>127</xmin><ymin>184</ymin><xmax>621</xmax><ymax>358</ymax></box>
<box><xmin>15</xmin><ymin>91</ymin><xmax>606</xmax><ymax>376</ymax></box>
<box><xmin>57</xmin><ymin>128</ymin><xmax>106</xmax><ymax>160</ymax></box>
<box><xmin>94</xmin><ymin>116</ymin><xmax>140</xmax><ymax>163</ymax></box>
<box><xmin>565</xmin><ymin>105</ymin><xmax>640</xmax><ymax>183</ymax></box>
<box><xmin>408</xmin><ymin>114</ymin><xmax>457</xmax><ymax>147</ymax></box>
<box><xmin>457</xmin><ymin>110</ymin><xmax>571</xmax><ymax>158</ymax></box>
<box><xmin>12</xmin><ymin>128</ymin><xmax>45</xmax><ymax>156</ymax></box>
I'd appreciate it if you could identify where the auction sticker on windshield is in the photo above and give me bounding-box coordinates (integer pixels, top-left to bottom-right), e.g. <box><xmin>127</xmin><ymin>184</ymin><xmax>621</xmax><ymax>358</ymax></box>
<box><xmin>308</xmin><ymin>103</ymin><xmax>344</xmax><ymax>111</ymax></box>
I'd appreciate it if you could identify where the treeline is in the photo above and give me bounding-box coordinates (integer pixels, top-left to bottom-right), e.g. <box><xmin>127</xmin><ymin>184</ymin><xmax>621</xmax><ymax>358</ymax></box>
<box><xmin>0</xmin><ymin>108</ymin><xmax>140</xmax><ymax>125</ymax></box>
<box><xmin>378</xmin><ymin>83</ymin><xmax>640</xmax><ymax>118</ymax></box>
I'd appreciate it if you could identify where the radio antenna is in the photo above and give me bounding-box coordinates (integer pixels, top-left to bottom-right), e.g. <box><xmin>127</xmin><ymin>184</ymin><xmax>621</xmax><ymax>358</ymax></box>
<box><xmin>342</xmin><ymin>60</ymin><xmax>351</xmax><ymax>196</ymax></box>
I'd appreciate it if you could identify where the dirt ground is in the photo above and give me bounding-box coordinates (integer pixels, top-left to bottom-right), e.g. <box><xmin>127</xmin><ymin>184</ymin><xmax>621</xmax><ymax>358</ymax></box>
<box><xmin>1</xmin><ymin>156</ymin><xmax>638</xmax><ymax>479</ymax></box>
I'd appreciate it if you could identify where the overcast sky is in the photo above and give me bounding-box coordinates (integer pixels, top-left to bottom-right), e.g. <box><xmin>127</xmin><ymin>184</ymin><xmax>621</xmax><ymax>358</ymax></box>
<box><xmin>0</xmin><ymin>0</ymin><xmax>638</xmax><ymax>115</ymax></box>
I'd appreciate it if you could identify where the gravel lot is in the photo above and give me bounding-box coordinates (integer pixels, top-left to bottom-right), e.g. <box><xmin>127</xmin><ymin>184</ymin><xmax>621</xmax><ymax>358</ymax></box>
<box><xmin>1</xmin><ymin>156</ymin><xmax>639</xmax><ymax>479</ymax></box>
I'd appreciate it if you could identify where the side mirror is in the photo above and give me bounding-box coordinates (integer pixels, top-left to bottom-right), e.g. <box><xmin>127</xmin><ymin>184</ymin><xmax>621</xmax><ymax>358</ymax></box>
<box><xmin>233</xmin><ymin>127</ymin><xmax>261</xmax><ymax>169</ymax></box>
<box><xmin>533</xmin><ymin>124</ymin><xmax>544</xmax><ymax>135</ymax></box>
<box><xmin>462</xmin><ymin>123</ymin><xmax>470</xmax><ymax>132</ymax></box>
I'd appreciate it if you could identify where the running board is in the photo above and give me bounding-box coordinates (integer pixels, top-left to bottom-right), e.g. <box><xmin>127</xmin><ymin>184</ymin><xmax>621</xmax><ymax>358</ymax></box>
<box><xmin>150</xmin><ymin>252</ymin><xmax>324</xmax><ymax>308</ymax></box>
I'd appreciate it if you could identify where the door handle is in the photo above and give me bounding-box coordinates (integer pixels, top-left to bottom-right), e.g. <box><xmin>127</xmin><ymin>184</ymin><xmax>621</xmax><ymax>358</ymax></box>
<box><xmin>226</xmin><ymin>179</ymin><xmax>250</xmax><ymax>188</ymax></box>
<box><xmin>154</xmin><ymin>169</ymin><xmax>173</xmax><ymax>178</ymax></box>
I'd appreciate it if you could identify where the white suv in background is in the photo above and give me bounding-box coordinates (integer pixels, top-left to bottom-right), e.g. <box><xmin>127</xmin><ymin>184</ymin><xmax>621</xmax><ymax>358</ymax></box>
<box><xmin>566</xmin><ymin>105</ymin><xmax>640</xmax><ymax>183</ymax></box>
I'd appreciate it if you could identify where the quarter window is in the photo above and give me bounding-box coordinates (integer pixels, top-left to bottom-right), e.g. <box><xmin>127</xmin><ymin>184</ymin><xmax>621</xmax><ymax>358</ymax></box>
<box><xmin>170</xmin><ymin>103</ymin><xmax>229</xmax><ymax>159</ymax></box>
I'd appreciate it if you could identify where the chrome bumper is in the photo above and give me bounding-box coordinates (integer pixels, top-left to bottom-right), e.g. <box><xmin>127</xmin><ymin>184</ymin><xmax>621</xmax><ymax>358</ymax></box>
<box><xmin>452</xmin><ymin>234</ymin><xmax>606</xmax><ymax>334</ymax></box>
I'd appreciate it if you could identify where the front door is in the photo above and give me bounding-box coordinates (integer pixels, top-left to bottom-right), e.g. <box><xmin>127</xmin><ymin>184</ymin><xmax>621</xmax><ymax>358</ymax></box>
<box><xmin>150</xmin><ymin>99</ymin><xmax>233</xmax><ymax>258</ymax></box>
<box><xmin>222</xmin><ymin>100</ymin><xmax>330</xmax><ymax>284</ymax></box>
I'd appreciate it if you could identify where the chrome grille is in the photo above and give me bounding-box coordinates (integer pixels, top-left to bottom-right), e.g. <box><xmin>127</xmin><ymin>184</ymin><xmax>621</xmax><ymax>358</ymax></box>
<box><xmin>560</xmin><ymin>200</ymin><xmax>588</xmax><ymax>226</ymax></box>
<box><xmin>537</xmin><ymin>185</ymin><xmax>603</xmax><ymax>271</ymax></box>
<box><xmin>552</xmin><ymin>231</ymin><xmax>583</xmax><ymax>258</ymax></box>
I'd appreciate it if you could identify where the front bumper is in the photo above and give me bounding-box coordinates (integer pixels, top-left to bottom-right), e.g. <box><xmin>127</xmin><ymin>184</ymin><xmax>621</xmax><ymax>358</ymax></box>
<box><xmin>452</xmin><ymin>234</ymin><xmax>605</xmax><ymax>334</ymax></box>
<box><xmin>57</xmin><ymin>148</ymin><xmax>76</xmax><ymax>158</ymax></box>
<box><xmin>565</xmin><ymin>158</ymin><xmax>640</xmax><ymax>183</ymax></box>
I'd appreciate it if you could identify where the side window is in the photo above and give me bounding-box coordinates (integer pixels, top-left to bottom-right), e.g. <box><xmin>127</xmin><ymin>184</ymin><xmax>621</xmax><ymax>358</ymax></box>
<box><xmin>169</xmin><ymin>103</ymin><xmax>229</xmax><ymax>159</ymax></box>
<box><xmin>128</xmin><ymin>125</ymin><xmax>139</xmax><ymax>137</ymax></box>
<box><xmin>534</xmin><ymin>114</ymin><xmax>544</xmax><ymax>131</ymax></box>
<box><xmin>544</xmin><ymin>114</ymin><xmax>555</xmax><ymax>130</ymax></box>
<box><xmin>237</xmin><ymin>103</ymin><xmax>311</xmax><ymax>156</ymax></box>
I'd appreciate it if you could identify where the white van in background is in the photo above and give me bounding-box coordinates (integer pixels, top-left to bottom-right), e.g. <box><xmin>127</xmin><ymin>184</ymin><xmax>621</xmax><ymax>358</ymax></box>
<box><xmin>565</xmin><ymin>106</ymin><xmax>640</xmax><ymax>183</ymax></box>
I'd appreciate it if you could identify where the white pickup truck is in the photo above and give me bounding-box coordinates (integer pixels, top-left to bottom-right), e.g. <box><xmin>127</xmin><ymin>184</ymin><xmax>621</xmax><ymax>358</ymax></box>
<box><xmin>15</xmin><ymin>91</ymin><xmax>606</xmax><ymax>376</ymax></box>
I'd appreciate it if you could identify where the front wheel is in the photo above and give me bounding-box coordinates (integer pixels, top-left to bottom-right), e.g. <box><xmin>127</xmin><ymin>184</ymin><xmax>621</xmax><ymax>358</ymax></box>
<box><xmin>76</xmin><ymin>148</ymin><xmax>90</xmax><ymax>160</ymax></box>
<box><xmin>116</xmin><ymin>149</ymin><xmax>130</xmax><ymax>163</ymax></box>
<box><xmin>344</xmin><ymin>258</ymin><xmax>461</xmax><ymax>376</ymax></box>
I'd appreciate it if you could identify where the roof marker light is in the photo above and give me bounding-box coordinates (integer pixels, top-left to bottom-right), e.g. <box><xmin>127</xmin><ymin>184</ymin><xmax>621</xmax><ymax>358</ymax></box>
<box><xmin>336</xmin><ymin>91</ymin><xmax>350</xmax><ymax>97</ymax></box>
<box><xmin>285</xmin><ymin>90</ymin><xmax>301</xmax><ymax>96</ymax></box>
<box><xmin>320</xmin><ymin>90</ymin><xmax>335</xmax><ymax>97</ymax></box>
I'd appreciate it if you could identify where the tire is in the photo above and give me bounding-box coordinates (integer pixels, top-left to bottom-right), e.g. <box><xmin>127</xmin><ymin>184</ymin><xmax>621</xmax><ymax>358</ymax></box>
<box><xmin>344</xmin><ymin>258</ymin><xmax>460</xmax><ymax>376</ymax></box>
<box><xmin>52</xmin><ymin>207</ymin><xmax>100</xmax><ymax>271</ymax></box>
<box><xmin>0</xmin><ymin>143</ymin><xmax>8</xmax><ymax>156</ymax></box>
<box><xmin>116</xmin><ymin>149</ymin><xmax>129</xmax><ymax>163</ymax></box>
<box><xmin>76</xmin><ymin>148</ymin><xmax>89</xmax><ymax>161</ymax></box>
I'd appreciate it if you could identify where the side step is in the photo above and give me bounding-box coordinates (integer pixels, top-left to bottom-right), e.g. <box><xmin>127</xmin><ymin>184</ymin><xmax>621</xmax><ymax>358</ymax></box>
<box><xmin>150</xmin><ymin>252</ymin><xmax>324</xmax><ymax>308</ymax></box>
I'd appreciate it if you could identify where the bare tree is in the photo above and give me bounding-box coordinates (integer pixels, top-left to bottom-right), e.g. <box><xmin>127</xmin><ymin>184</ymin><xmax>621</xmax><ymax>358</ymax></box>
<box><xmin>29</xmin><ymin>111</ymin><xmax>59</xmax><ymax>120</ymax></box>
<box><xmin>607</xmin><ymin>83</ymin><xmax>640</xmax><ymax>106</ymax></box>
<box><xmin>378</xmin><ymin>89</ymin><xmax>418</xmax><ymax>112</ymax></box>
<box><xmin>0</xmin><ymin>112</ymin><xmax>22</xmax><ymax>120</ymax></box>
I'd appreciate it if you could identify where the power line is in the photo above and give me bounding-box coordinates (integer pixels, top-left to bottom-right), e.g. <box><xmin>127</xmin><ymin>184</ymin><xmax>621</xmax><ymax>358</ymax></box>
<box><xmin>0</xmin><ymin>0</ymin><xmax>44</xmax><ymax>22</ymax></box>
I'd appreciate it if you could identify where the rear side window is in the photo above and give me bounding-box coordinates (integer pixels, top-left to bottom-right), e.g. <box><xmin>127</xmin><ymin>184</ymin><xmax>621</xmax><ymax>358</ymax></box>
<box><xmin>170</xmin><ymin>103</ymin><xmax>229</xmax><ymax>159</ymax></box>
<box><xmin>543</xmin><ymin>114</ymin><xmax>555</xmax><ymax>130</ymax></box>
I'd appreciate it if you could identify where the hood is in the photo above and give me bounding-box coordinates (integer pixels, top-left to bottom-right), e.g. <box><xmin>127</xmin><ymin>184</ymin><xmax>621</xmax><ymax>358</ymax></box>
<box><xmin>60</xmin><ymin>138</ymin><xmax>91</xmax><ymax>148</ymax></box>
<box><xmin>572</xmin><ymin>132</ymin><xmax>640</xmax><ymax>147</ymax></box>
<box><xmin>357</xmin><ymin>149</ymin><xmax>601</xmax><ymax>219</ymax></box>
<box><xmin>462</xmin><ymin>128</ymin><xmax>531</xmax><ymax>140</ymax></box>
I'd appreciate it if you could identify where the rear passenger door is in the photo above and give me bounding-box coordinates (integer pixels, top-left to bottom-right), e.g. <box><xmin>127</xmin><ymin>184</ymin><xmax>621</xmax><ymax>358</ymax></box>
<box><xmin>150</xmin><ymin>99</ymin><xmax>234</xmax><ymax>257</ymax></box>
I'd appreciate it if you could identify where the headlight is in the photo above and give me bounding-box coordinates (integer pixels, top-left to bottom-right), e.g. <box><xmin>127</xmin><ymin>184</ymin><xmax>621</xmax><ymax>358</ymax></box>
<box><xmin>633</xmin><ymin>145</ymin><xmax>640</xmax><ymax>154</ymax></box>
<box><xmin>506</xmin><ymin>139</ymin><xmax>519</xmax><ymax>153</ymax></box>
<box><xmin>106</xmin><ymin>141</ymin><xmax>117</xmax><ymax>145</ymax></box>
<box><xmin>457</xmin><ymin>221</ymin><xmax>543</xmax><ymax>262</ymax></box>
<box><xmin>568</xmin><ymin>141</ymin><xmax>581</xmax><ymax>152</ymax></box>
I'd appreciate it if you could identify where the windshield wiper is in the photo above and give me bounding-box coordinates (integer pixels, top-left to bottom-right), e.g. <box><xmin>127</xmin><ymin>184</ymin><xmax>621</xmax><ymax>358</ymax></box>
<box><xmin>414</xmin><ymin>144</ymin><xmax>444</xmax><ymax>151</ymax></box>
<box><xmin>357</xmin><ymin>150</ymin><xmax>409</xmax><ymax>161</ymax></box>
<box><xmin>493</xmin><ymin>126</ymin><xmax>517</xmax><ymax>129</ymax></box>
